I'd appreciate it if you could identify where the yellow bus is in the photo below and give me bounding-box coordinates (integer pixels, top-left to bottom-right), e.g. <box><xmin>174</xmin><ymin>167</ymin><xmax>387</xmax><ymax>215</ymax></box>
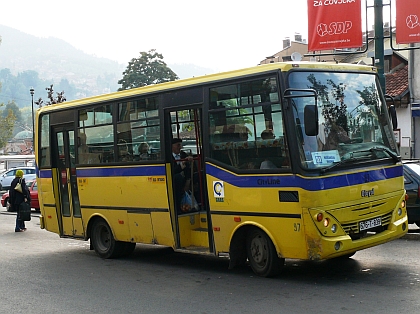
<box><xmin>36</xmin><ymin>62</ymin><xmax>408</xmax><ymax>277</ymax></box>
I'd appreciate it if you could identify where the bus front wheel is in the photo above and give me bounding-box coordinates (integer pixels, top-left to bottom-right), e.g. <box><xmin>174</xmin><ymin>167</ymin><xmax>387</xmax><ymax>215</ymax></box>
<box><xmin>91</xmin><ymin>219</ymin><xmax>124</xmax><ymax>259</ymax></box>
<box><xmin>246</xmin><ymin>228</ymin><xmax>284</xmax><ymax>277</ymax></box>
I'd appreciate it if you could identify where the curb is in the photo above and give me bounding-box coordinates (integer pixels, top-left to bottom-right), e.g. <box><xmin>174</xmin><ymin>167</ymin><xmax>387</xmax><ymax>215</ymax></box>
<box><xmin>402</xmin><ymin>231</ymin><xmax>420</xmax><ymax>240</ymax></box>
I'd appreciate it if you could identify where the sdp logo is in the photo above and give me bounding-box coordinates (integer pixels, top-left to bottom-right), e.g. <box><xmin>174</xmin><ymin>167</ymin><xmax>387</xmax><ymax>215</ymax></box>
<box><xmin>406</xmin><ymin>15</ymin><xmax>419</xmax><ymax>29</ymax></box>
<box><xmin>317</xmin><ymin>20</ymin><xmax>352</xmax><ymax>37</ymax></box>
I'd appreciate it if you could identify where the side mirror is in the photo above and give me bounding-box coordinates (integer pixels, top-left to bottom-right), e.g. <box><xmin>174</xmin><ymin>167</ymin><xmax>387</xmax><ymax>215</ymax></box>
<box><xmin>304</xmin><ymin>105</ymin><xmax>318</xmax><ymax>136</ymax></box>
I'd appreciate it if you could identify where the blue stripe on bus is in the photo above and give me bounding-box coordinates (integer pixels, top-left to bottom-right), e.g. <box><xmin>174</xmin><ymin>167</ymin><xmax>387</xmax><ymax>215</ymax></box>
<box><xmin>76</xmin><ymin>166</ymin><xmax>166</xmax><ymax>177</ymax></box>
<box><xmin>38</xmin><ymin>165</ymin><xmax>166</xmax><ymax>178</ymax></box>
<box><xmin>205</xmin><ymin>164</ymin><xmax>403</xmax><ymax>191</ymax></box>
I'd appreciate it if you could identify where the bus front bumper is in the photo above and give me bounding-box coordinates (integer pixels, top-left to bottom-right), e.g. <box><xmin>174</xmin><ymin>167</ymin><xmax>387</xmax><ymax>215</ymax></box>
<box><xmin>307</xmin><ymin>215</ymin><xmax>408</xmax><ymax>260</ymax></box>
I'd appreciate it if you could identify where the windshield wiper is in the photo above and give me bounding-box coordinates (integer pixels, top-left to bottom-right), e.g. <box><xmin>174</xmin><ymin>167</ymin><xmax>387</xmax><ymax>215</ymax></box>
<box><xmin>320</xmin><ymin>156</ymin><xmax>371</xmax><ymax>174</ymax></box>
<box><xmin>367</xmin><ymin>147</ymin><xmax>400</xmax><ymax>162</ymax></box>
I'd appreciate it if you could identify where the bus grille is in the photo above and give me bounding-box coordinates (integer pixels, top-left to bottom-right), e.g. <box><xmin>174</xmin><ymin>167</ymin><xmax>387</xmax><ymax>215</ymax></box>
<box><xmin>341</xmin><ymin>210</ymin><xmax>393</xmax><ymax>239</ymax></box>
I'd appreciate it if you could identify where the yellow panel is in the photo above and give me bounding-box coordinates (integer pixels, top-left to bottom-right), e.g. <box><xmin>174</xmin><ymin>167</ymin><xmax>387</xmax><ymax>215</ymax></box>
<box><xmin>40</xmin><ymin>206</ymin><xmax>60</xmax><ymax>234</ymax></box>
<box><xmin>72</xmin><ymin>218</ymin><xmax>84</xmax><ymax>237</ymax></box>
<box><xmin>77</xmin><ymin>172</ymin><xmax>168</xmax><ymax>210</ymax></box>
<box><xmin>61</xmin><ymin>216</ymin><xmax>74</xmax><ymax>236</ymax></box>
<box><xmin>150</xmin><ymin>212</ymin><xmax>175</xmax><ymax>247</ymax></box>
<box><xmin>127</xmin><ymin>213</ymin><xmax>154</xmax><ymax>243</ymax></box>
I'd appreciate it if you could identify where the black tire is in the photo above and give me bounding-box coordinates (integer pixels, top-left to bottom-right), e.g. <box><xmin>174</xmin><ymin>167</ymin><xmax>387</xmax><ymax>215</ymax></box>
<box><xmin>246</xmin><ymin>228</ymin><xmax>284</xmax><ymax>277</ymax></box>
<box><xmin>91</xmin><ymin>219</ymin><xmax>125</xmax><ymax>259</ymax></box>
<box><xmin>121</xmin><ymin>242</ymin><xmax>136</xmax><ymax>257</ymax></box>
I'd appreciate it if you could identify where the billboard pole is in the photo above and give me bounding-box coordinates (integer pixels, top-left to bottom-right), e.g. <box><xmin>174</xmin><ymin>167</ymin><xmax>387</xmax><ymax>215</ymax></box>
<box><xmin>374</xmin><ymin>0</ymin><xmax>386</xmax><ymax>93</ymax></box>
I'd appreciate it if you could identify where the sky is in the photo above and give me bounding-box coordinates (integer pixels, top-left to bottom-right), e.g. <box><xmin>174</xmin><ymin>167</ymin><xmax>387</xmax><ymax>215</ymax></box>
<box><xmin>0</xmin><ymin>0</ymin><xmax>310</xmax><ymax>73</ymax></box>
<box><xmin>0</xmin><ymin>1</ymin><xmax>392</xmax><ymax>74</ymax></box>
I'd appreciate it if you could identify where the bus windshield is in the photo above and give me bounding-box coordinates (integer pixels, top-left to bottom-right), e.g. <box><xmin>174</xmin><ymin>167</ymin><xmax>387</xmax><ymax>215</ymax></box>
<box><xmin>287</xmin><ymin>71</ymin><xmax>398</xmax><ymax>170</ymax></box>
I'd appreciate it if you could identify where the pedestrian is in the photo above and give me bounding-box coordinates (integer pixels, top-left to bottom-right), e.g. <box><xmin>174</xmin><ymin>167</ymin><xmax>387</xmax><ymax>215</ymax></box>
<box><xmin>10</xmin><ymin>169</ymin><xmax>30</xmax><ymax>232</ymax></box>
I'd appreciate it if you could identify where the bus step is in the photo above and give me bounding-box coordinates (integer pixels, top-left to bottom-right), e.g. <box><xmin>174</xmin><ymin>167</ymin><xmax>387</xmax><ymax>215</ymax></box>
<box><xmin>191</xmin><ymin>227</ymin><xmax>208</xmax><ymax>247</ymax></box>
<box><xmin>176</xmin><ymin>246</ymin><xmax>212</xmax><ymax>255</ymax></box>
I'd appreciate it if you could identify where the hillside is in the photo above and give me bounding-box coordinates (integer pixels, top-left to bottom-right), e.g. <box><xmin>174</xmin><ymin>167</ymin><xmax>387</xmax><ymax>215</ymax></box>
<box><xmin>0</xmin><ymin>25</ymin><xmax>215</xmax><ymax>102</ymax></box>
<box><xmin>0</xmin><ymin>24</ymin><xmax>124</xmax><ymax>97</ymax></box>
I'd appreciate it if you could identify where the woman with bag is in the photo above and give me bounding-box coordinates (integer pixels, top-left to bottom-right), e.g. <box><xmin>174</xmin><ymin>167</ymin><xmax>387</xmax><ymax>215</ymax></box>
<box><xmin>10</xmin><ymin>169</ymin><xmax>30</xmax><ymax>232</ymax></box>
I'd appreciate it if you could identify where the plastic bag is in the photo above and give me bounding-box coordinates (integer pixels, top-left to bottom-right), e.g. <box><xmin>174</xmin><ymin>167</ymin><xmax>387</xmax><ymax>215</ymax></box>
<box><xmin>180</xmin><ymin>190</ymin><xmax>198</xmax><ymax>213</ymax></box>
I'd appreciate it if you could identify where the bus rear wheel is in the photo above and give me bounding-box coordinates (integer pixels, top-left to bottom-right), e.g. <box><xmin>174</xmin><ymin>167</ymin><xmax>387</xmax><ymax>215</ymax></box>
<box><xmin>246</xmin><ymin>228</ymin><xmax>284</xmax><ymax>277</ymax></box>
<box><xmin>91</xmin><ymin>219</ymin><xmax>124</xmax><ymax>258</ymax></box>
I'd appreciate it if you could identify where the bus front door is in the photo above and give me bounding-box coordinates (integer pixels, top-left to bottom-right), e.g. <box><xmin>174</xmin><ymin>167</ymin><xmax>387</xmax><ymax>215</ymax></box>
<box><xmin>53</xmin><ymin>126</ymin><xmax>83</xmax><ymax>238</ymax></box>
<box><xmin>166</xmin><ymin>107</ymin><xmax>213</xmax><ymax>251</ymax></box>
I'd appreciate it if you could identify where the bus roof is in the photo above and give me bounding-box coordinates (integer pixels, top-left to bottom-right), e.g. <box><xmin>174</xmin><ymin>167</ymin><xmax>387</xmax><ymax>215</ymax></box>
<box><xmin>37</xmin><ymin>62</ymin><xmax>377</xmax><ymax>114</ymax></box>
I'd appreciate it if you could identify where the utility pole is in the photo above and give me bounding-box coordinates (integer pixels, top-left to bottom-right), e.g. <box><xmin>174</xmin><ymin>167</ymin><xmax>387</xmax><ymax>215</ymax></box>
<box><xmin>374</xmin><ymin>0</ymin><xmax>386</xmax><ymax>93</ymax></box>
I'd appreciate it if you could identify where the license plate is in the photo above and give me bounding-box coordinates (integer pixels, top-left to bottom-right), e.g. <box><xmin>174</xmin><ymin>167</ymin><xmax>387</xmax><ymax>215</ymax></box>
<box><xmin>359</xmin><ymin>217</ymin><xmax>382</xmax><ymax>231</ymax></box>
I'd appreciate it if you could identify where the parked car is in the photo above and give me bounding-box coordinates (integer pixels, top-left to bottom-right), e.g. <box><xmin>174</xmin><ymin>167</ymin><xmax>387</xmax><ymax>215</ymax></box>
<box><xmin>1</xmin><ymin>179</ymin><xmax>39</xmax><ymax>212</ymax></box>
<box><xmin>403</xmin><ymin>161</ymin><xmax>420</xmax><ymax>226</ymax></box>
<box><xmin>0</xmin><ymin>167</ymin><xmax>36</xmax><ymax>191</ymax></box>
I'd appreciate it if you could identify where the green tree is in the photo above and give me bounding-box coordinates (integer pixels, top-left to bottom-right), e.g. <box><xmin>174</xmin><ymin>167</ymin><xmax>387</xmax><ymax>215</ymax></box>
<box><xmin>118</xmin><ymin>49</ymin><xmax>179</xmax><ymax>91</ymax></box>
<box><xmin>0</xmin><ymin>106</ymin><xmax>16</xmax><ymax>148</ymax></box>
<box><xmin>1</xmin><ymin>101</ymin><xmax>23</xmax><ymax>136</ymax></box>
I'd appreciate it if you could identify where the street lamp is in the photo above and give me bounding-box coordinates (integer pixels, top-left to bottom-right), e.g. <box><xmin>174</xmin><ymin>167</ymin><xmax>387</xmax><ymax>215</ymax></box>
<box><xmin>30</xmin><ymin>88</ymin><xmax>35</xmax><ymax>152</ymax></box>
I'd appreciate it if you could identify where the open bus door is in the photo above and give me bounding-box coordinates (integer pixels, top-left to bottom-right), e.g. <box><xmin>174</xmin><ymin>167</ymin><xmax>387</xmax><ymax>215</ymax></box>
<box><xmin>166</xmin><ymin>107</ymin><xmax>213</xmax><ymax>252</ymax></box>
<box><xmin>52</xmin><ymin>124</ymin><xmax>83</xmax><ymax>238</ymax></box>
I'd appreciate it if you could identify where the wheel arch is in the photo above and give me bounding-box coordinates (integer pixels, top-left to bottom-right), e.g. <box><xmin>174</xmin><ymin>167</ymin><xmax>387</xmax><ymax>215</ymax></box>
<box><xmin>228</xmin><ymin>222</ymin><xmax>282</xmax><ymax>269</ymax></box>
<box><xmin>85</xmin><ymin>214</ymin><xmax>114</xmax><ymax>241</ymax></box>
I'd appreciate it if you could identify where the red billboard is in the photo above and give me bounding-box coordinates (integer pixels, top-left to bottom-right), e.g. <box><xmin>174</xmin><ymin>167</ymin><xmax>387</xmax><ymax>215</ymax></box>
<box><xmin>396</xmin><ymin>0</ymin><xmax>420</xmax><ymax>44</ymax></box>
<box><xmin>307</xmin><ymin>0</ymin><xmax>363</xmax><ymax>51</ymax></box>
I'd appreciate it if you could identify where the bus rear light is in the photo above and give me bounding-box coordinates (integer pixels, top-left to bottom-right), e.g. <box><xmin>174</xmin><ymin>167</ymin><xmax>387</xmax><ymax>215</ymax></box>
<box><xmin>331</xmin><ymin>224</ymin><xmax>337</xmax><ymax>233</ymax></box>
<box><xmin>401</xmin><ymin>200</ymin><xmax>406</xmax><ymax>209</ymax></box>
<box><xmin>405</xmin><ymin>193</ymin><xmax>409</xmax><ymax>201</ymax></box>
<box><xmin>316</xmin><ymin>213</ymin><xmax>323</xmax><ymax>222</ymax></box>
<box><xmin>323</xmin><ymin>218</ymin><xmax>330</xmax><ymax>227</ymax></box>
<box><xmin>398</xmin><ymin>208</ymin><xmax>402</xmax><ymax>216</ymax></box>
<box><xmin>234</xmin><ymin>217</ymin><xmax>241</xmax><ymax>222</ymax></box>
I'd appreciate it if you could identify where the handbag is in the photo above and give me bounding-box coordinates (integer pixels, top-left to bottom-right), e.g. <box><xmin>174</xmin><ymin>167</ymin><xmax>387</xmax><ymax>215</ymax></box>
<box><xmin>18</xmin><ymin>201</ymin><xmax>31</xmax><ymax>221</ymax></box>
<box><xmin>14</xmin><ymin>179</ymin><xmax>23</xmax><ymax>193</ymax></box>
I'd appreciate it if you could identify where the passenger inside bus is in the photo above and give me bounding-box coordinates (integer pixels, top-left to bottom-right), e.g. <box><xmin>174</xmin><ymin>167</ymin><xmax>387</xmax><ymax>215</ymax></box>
<box><xmin>323</xmin><ymin>123</ymin><xmax>351</xmax><ymax>151</ymax></box>
<box><xmin>259</xmin><ymin>129</ymin><xmax>278</xmax><ymax>169</ymax></box>
<box><xmin>135</xmin><ymin>142</ymin><xmax>149</xmax><ymax>160</ymax></box>
<box><xmin>171</xmin><ymin>138</ymin><xmax>193</xmax><ymax>213</ymax></box>
<box><xmin>78</xmin><ymin>132</ymin><xmax>100</xmax><ymax>164</ymax></box>
<box><xmin>78</xmin><ymin>132</ymin><xmax>88</xmax><ymax>154</ymax></box>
